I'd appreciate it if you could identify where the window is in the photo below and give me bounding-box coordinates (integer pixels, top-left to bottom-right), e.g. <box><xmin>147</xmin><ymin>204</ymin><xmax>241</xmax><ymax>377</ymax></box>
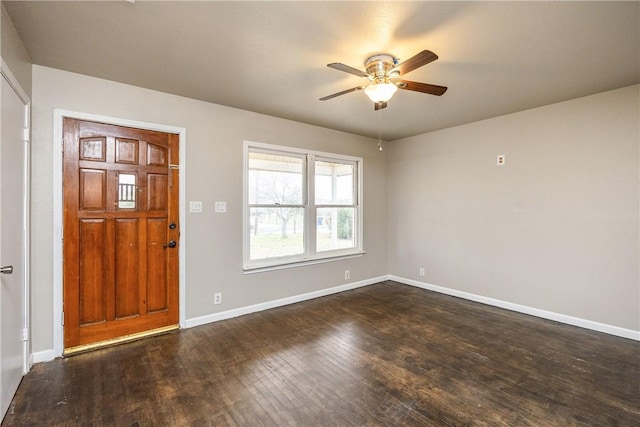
<box><xmin>117</xmin><ymin>173</ymin><xmax>137</xmax><ymax>209</ymax></box>
<box><xmin>244</xmin><ymin>142</ymin><xmax>363</xmax><ymax>270</ymax></box>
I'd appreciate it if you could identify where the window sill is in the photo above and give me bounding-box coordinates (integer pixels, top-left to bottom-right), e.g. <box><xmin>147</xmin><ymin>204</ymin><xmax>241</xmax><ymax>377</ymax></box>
<box><xmin>243</xmin><ymin>251</ymin><xmax>366</xmax><ymax>274</ymax></box>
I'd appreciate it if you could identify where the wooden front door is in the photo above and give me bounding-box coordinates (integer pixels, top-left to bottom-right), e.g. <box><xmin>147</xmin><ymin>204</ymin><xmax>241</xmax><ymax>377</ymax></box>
<box><xmin>63</xmin><ymin>118</ymin><xmax>179</xmax><ymax>351</ymax></box>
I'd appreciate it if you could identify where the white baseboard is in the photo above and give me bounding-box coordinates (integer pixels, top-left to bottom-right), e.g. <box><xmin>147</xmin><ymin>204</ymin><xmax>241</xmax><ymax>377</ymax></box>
<box><xmin>186</xmin><ymin>276</ymin><xmax>386</xmax><ymax>328</ymax></box>
<box><xmin>32</xmin><ymin>349</ymin><xmax>56</xmax><ymax>364</ymax></box>
<box><xmin>389</xmin><ymin>275</ymin><xmax>640</xmax><ymax>341</ymax></box>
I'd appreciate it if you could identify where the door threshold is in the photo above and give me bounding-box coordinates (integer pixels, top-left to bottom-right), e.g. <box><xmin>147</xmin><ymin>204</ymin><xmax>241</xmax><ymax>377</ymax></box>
<box><xmin>63</xmin><ymin>325</ymin><xmax>179</xmax><ymax>356</ymax></box>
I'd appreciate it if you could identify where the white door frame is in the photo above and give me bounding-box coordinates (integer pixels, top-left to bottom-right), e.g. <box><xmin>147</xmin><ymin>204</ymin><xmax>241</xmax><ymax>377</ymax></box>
<box><xmin>0</xmin><ymin>58</ymin><xmax>31</xmax><ymax>374</ymax></box>
<box><xmin>52</xmin><ymin>110</ymin><xmax>187</xmax><ymax>358</ymax></box>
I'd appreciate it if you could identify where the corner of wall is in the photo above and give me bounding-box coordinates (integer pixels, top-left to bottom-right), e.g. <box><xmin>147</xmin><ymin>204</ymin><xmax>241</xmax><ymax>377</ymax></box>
<box><xmin>1</xmin><ymin>2</ymin><xmax>32</xmax><ymax>98</ymax></box>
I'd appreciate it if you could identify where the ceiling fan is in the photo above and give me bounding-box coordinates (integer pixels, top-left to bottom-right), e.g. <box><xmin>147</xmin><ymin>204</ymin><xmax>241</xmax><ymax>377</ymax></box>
<box><xmin>319</xmin><ymin>50</ymin><xmax>447</xmax><ymax>110</ymax></box>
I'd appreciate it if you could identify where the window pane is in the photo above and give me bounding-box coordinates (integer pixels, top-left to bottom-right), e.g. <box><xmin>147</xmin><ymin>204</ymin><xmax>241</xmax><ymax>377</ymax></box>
<box><xmin>315</xmin><ymin>161</ymin><xmax>354</xmax><ymax>205</ymax></box>
<box><xmin>249</xmin><ymin>152</ymin><xmax>303</xmax><ymax>205</ymax></box>
<box><xmin>118</xmin><ymin>173</ymin><xmax>136</xmax><ymax>209</ymax></box>
<box><xmin>316</xmin><ymin>207</ymin><xmax>355</xmax><ymax>252</ymax></box>
<box><xmin>250</xmin><ymin>207</ymin><xmax>305</xmax><ymax>260</ymax></box>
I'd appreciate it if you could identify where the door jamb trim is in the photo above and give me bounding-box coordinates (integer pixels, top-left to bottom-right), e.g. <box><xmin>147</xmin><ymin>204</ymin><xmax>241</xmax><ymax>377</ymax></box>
<box><xmin>52</xmin><ymin>110</ymin><xmax>187</xmax><ymax>358</ymax></box>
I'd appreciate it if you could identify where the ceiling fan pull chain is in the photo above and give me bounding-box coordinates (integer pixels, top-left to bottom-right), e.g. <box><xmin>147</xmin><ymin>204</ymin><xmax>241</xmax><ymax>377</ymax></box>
<box><xmin>377</xmin><ymin>111</ymin><xmax>383</xmax><ymax>151</ymax></box>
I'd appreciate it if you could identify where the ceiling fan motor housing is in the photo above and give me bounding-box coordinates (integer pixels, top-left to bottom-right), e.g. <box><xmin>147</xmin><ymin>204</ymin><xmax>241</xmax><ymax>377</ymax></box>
<box><xmin>365</xmin><ymin>54</ymin><xmax>398</xmax><ymax>80</ymax></box>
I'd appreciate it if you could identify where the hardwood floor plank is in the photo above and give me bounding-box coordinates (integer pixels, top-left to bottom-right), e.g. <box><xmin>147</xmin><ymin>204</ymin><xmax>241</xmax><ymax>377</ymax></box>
<box><xmin>3</xmin><ymin>281</ymin><xmax>638</xmax><ymax>426</ymax></box>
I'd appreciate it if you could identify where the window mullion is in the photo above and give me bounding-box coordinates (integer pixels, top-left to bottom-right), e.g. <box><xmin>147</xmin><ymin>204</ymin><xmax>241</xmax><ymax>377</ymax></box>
<box><xmin>307</xmin><ymin>154</ymin><xmax>316</xmax><ymax>256</ymax></box>
<box><xmin>356</xmin><ymin>161</ymin><xmax>362</xmax><ymax>248</ymax></box>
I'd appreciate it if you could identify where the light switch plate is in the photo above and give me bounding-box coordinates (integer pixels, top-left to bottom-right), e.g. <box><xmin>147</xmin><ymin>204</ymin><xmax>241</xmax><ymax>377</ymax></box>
<box><xmin>189</xmin><ymin>201</ymin><xmax>203</xmax><ymax>213</ymax></box>
<box><xmin>215</xmin><ymin>201</ymin><xmax>227</xmax><ymax>213</ymax></box>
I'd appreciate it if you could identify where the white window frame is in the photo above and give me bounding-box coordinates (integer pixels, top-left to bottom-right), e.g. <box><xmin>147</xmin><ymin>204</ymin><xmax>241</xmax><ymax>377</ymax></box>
<box><xmin>243</xmin><ymin>141</ymin><xmax>364</xmax><ymax>272</ymax></box>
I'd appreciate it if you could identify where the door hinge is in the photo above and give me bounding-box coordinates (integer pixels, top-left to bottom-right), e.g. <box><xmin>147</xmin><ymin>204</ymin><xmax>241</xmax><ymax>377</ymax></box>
<box><xmin>61</xmin><ymin>311</ymin><xmax>65</xmax><ymax>326</ymax></box>
<box><xmin>22</xmin><ymin>328</ymin><xmax>29</xmax><ymax>342</ymax></box>
<box><xmin>23</xmin><ymin>128</ymin><xmax>30</xmax><ymax>143</ymax></box>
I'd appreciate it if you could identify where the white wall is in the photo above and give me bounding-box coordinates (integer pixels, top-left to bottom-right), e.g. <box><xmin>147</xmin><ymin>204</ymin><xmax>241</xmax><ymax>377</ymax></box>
<box><xmin>31</xmin><ymin>65</ymin><xmax>388</xmax><ymax>354</ymax></box>
<box><xmin>388</xmin><ymin>85</ymin><xmax>639</xmax><ymax>332</ymax></box>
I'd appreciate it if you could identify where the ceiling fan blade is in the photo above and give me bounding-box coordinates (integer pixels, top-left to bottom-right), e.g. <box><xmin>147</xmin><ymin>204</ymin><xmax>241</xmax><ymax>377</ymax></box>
<box><xmin>327</xmin><ymin>63</ymin><xmax>369</xmax><ymax>78</ymax></box>
<box><xmin>374</xmin><ymin>101</ymin><xmax>387</xmax><ymax>111</ymax></box>
<box><xmin>391</xmin><ymin>50</ymin><xmax>438</xmax><ymax>76</ymax></box>
<box><xmin>396</xmin><ymin>80</ymin><xmax>448</xmax><ymax>96</ymax></box>
<box><xmin>319</xmin><ymin>86</ymin><xmax>365</xmax><ymax>101</ymax></box>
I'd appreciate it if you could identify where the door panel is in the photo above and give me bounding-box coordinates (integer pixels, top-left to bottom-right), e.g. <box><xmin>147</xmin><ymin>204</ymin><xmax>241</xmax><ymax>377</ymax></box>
<box><xmin>79</xmin><ymin>137</ymin><xmax>106</xmax><ymax>161</ymax></box>
<box><xmin>79</xmin><ymin>219</ymin><xmax>107</xmax><ymax>325</ymax></box>
<box><xmin>79</xmin><ymin>169</ymin><xmax>107</xmax><ymax>210</ymax></box>
<box><xmin>147</xmin><ymin>143</ymin><xmax>167</xmax><ymax>166</ymax></box>
<box><xmin>63</xmin><ymin>118</ymin><xmax>179</xmax><ymax>350</ymax></box>
<box><xmin>114</xmin><ymin>218</ymin><xmax>139</xmax><ymax>319</ymax></box>
<box><xmin>115</xmin><ymin>138</ymin><xmax>138</xmax><ymax>164</ymax></box>
<box><xmin>0</xmin><ymin>75</ymin><xmax>27</xmax><ymax>419</ymax></box>
<box><xmin>147</xmin><ymin>218</ymin><xmax>168</xmax><ymax>312</ymax></box>
<box><xmin>147</xmin><ymin>174</ymin><xmax>168</xmax><ymax>210</ymax></box>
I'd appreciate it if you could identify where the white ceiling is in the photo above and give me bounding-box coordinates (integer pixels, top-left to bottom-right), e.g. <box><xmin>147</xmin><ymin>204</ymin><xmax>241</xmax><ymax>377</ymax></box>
<box><xmin>5</xmin><ymin>1</ymin><xmax>639</xmax><ymax>140</ymax></box>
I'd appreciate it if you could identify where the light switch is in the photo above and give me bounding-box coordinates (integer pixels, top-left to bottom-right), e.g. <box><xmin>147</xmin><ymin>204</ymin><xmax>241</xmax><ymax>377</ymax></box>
<box><xmin>189</xmin><ymin>201</ymin><xmax>203</xmax><ymax>213</ymax></box>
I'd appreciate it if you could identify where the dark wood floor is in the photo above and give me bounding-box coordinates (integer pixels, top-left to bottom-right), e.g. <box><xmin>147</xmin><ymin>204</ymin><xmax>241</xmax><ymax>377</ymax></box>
<box><xmin>3</xmin><ymin>281</ymin><xmax>639</xmax><ymax>426</ymax></box>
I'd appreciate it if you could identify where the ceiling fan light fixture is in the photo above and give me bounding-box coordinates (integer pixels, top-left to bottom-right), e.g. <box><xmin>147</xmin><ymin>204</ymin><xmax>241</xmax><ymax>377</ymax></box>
<box><xmin>364</xmin><ymin>80</ymin><xmax>398</xmax><ymax>103</ymax></box>
<box><xmin>321</xmin><ymin>50</ymin><xmax>447</xmax><ymax>108</ymax></box>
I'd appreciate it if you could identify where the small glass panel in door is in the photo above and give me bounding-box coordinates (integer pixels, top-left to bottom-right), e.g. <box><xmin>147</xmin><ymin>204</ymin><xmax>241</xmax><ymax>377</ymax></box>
<box><xmin>118</xmin><ymin>173</ymin><xmax>137</xmax><ymax>209</ymax></box>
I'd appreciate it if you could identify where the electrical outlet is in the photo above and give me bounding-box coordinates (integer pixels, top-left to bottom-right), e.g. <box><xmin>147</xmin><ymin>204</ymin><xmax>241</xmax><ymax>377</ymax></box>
<box><xmin>344</xmin><ymin>270</ymin><xmax>350</xmax><ymax>280</ymax></box>
<box><xmin>419</xmin><ymin>267</ymin><xmax>425</xmax><ymax>277</ymax></box>
<box><xmin>214</xmin><ymin>292</ymin><xmax>222</xmax><ymax>305</ymax></box>
<box><xmin>497</xmin><ymin>154</ymin><xmax>506</xmax><ymax>166</ymax></box>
